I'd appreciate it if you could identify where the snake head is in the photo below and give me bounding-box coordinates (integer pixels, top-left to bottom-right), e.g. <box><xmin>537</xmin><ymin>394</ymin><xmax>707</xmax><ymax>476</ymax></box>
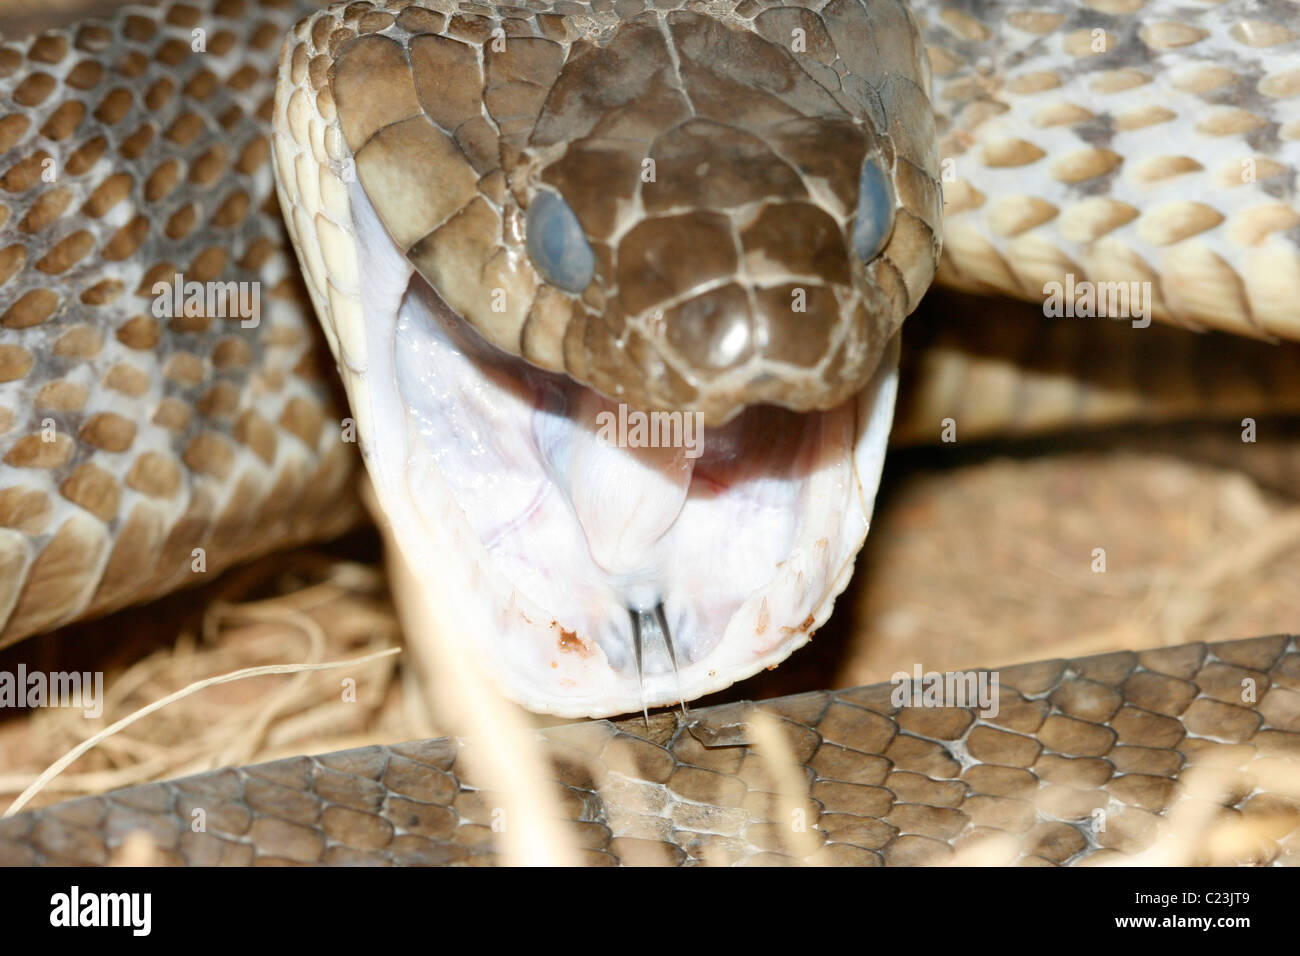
<box><xmin>510</xmin><ymin>12</ymin><xmax>941</xmax><ymax>426</ymax></box>
<box><xmin>275</xmin><ymin>0</ymin><xmax>934</xmax><ymax>716</ymax></box>
<box><xmin>519</xmin><ymin>114</ymin><xmax>911</xmax><ymax>426</ymax></box>
<box><xmin>328</xmin><ymin>7</ymin><xmax>940</xmax><ymax>428</ymax></box>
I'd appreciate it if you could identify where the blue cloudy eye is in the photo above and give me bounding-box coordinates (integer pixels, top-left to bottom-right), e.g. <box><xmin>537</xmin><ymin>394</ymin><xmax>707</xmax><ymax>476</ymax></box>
<box><xmin>850</xmin><ymin>157</ymin><xmax>895</xmax><ymax>262</ymax></box>
<box><xmin>526</xmin><ymin>189</ymin><xmax>595</xmax><ymax>293</ymax></box>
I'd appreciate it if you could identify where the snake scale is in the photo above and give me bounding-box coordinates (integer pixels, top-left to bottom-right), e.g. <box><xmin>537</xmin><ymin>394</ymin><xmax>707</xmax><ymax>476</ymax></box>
<box><xmin>0</xmin><ymin>0</ymin><xmax>1298</xmax><ymax>863</ymax></box>
<box><xmin>2</xmin><ymin>635</ymin><xmax>1299</xmax><ymax>866</ymax></box>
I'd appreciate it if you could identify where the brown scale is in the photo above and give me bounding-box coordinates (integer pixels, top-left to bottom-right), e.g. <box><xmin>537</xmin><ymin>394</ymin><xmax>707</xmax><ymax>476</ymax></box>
<box><xmin>322</xmin><ymin>0</ymin><xmax>939</xmax><ymax>423</ymax></box>
<box><xmin>0</xmin><ymin>0</ymin><xmax>360</xmax><ymax>646</ymax></box>
<box><xmin>0</xmin><ymin>635</ymin><xmax>1296</xmax><ymax>865</ymax></box>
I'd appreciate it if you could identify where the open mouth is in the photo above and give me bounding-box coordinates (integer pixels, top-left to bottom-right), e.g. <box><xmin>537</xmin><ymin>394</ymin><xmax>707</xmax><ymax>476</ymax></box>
<box><xmin>342</xmin><ymin>184</ymin><xmax>899</xmax><ymax>718</ymax></box>
<box><xmin>260</xmin><ymin>0</ymin><xmax>937</xmax><ymax>720</ymax></box>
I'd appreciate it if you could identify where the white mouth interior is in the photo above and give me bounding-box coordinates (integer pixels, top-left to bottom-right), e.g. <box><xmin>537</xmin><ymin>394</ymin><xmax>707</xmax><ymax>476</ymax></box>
<box><xmin>348</xmin><ymin>182</ymin><xmax>899</xmax><ymax>718</ymax></box>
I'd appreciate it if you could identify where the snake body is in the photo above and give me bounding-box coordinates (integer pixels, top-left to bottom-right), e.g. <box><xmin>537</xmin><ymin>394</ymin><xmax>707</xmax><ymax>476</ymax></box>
<box><xmin>0</xmin><ymin>0</ymin><xmax>358</xmax><ymax>645</ymax></box>
<box><xmin>0</xmin><ymin>0</ymin><xmax>1298</xmax><ymax>862</ymax></box>
<box><xmin>2</xmin><ymin>635</ymin><xmax>1298</xmax><ymax>865</ymax></box>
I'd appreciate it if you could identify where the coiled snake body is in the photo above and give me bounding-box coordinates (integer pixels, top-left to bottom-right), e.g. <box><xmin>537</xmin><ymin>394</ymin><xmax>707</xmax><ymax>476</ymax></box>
<box><xmin>0</xmin><ymin>0</ymin><xmax>1297</xmax><ymax>863</ymax></box>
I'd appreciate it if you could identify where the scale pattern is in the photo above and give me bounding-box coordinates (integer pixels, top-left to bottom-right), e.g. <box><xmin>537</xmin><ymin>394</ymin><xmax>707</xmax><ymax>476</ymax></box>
<box><xmin>1</xmin><ymin>0</ymin><xmax>1297</xmax><ymax>643</ymax></box>
<box><xmin>0</xmin><ymin>0</ymin><xmax>358</xmax><ymax>647</ymax></box>
<box><xmin>923</xmin><ymin>0</ymin><xmax>1300</xmax><ymax>338</ymax></box>
<box><xmin>2</xmin><ymin>635</ymin><xmax>1297</xmax><ymax>866</ymax></box>
<box><xmin>1</xmin><ymin>0</ymin><xmax>1299</xmax><ymax>862</ymax></box>
<box><xmin>273</xmin><ymin>0</ymin><xmax>941</xmax><ymax>425</ymax></box>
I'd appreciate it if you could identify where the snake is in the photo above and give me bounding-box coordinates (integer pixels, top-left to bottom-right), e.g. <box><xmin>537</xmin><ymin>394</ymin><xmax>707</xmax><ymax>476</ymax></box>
<box><xmin>0</xmin><ymin>0</ymin><xmax>1297</xmax><ymax>863</ymax></box>
<box><xmin>1</xmin><ymin>634</ymin><xmax>1297</xmax><ymax>865</ymax></box>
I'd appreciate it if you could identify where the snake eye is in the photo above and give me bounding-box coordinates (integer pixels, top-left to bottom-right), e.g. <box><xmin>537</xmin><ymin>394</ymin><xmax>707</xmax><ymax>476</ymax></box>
<box><xmin>850</xmin><ymin>157</ymin><xmax>895</xmax><ymax>263</ymax></box>
<box><xmin>526</xmin><ymin>189</ymin><xmax>596</xmax><ymax>293</ymax></box>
